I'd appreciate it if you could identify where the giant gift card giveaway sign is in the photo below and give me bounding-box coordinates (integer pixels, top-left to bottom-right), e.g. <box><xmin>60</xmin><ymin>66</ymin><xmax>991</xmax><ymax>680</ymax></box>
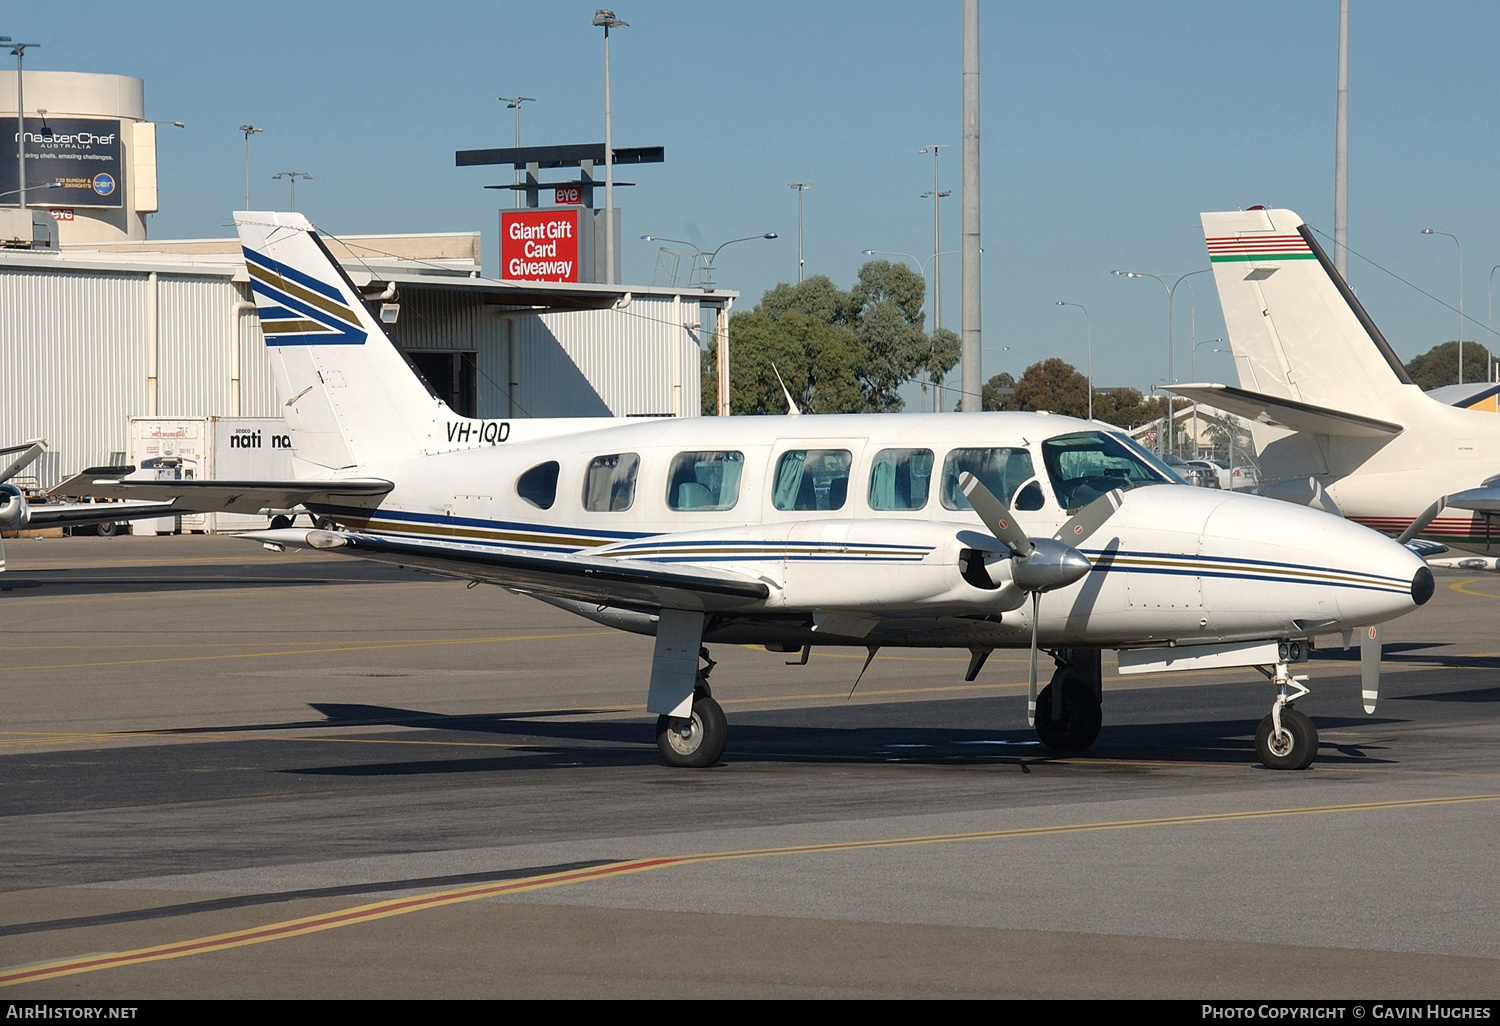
<box><xmin>501</xmin><ymin>209</ymin><xmax>580</xmax><ymax>282</ymax></box>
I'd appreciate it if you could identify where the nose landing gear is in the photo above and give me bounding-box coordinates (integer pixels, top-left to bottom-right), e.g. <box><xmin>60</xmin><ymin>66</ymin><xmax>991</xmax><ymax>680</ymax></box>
<box><xmin>1254</xmin><ymin>658</ymin><xmax>1318</xmax><ymax>770</ymax></box>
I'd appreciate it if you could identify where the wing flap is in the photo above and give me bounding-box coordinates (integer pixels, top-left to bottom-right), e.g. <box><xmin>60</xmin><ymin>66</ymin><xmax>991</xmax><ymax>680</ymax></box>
<box><xmin>1168</xmin><ymin>383</ymin><xmax>1403</xmax><ymax>438</ymax></box>
<box><xmin>248</xmin><ymin>528</ymin><xmax>771</xmax><ymax>611</ymax></box>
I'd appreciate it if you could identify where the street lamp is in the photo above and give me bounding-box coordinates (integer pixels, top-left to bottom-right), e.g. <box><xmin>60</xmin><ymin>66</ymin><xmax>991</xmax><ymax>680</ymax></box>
<box><xmin>918</xmin><ymin>144</ymin><xmax>951</xmax><ymax>341</ymax></box>
<box><xmin>7</xmin><ymin>39</ymin><xmax>39</xmax><ymax>211</ymax></box>
<box><xmin>239</xmin><ymin>125</ymin><xmax>262</xmax><ymax>209</ymax></box>
<box><xmin>1112</xmin><ymin>268</ymin><xmax>1212</xmax><ymax>455</ymax></box>
<box><xmin>789</xmin><ymin>182</ymin><xmax>811</xmax><ymax>282</ymax></box>
<box><xmin>641</xmin><ymin>233</ymin><xmax>776</xmax><ymax>291</ymax></box>
<box><xmin>0</xmin><ymin>180</ymin><xmax>61</xmax><ymax>201</ymax></box>
<box><xmin>1191</xmin><ymin>338</ymin><xmax>1224</xmax><ymax>456</ymax></box>
<box><xmin>593</xmin><ymin>9</ymin><xmax>627</xmax><ymax>285</ymax></box>
<box><xmin>498</xmin><ymin>96</ymin><xmax>535</xmax><ymax>209</ymax></box>
<box><xmin>1056</xmin><ymin>301</ymin><xmax>1092</xmax><ymax>421</ymax></box>
<box><xmin>271</xmin><ymin>171</ymin><xmax>312</xmax><ymax>211</ymax></box>
<box><xmin>1488</xmin><ymin>264</ymin><xmax>1500</xmax><ymax>383</ymax></box>
<box><xmin>1422</xmin><ymin>228</ymin><xmax>1464</xmax><ymax>385</ymax></box>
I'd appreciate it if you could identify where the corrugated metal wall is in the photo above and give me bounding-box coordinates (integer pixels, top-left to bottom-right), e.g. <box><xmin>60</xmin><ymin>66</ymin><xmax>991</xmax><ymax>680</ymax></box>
<box><xmin>2</xmin><ymin>264</ymin><xmax>703</xmax><ymax>486</ymax></box>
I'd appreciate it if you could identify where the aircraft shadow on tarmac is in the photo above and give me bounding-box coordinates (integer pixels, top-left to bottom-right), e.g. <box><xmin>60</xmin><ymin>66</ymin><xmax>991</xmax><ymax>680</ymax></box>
<box><xmin>227</xmin><ymin>700</ymin><xmax>1405</xmax><ymax>776</ymax></box>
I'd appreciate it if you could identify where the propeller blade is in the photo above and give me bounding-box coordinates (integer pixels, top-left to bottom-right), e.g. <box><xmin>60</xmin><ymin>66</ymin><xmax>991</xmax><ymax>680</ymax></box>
<box><xmin>1054</xmin><ymin>489</ymin><xmax>1124</xmax><ymax>546</ymax></box>
<box><xmin>1397</xmin><ymin>499</ymin><xmax>1445</xmax><ymax>545</ymax></box>
<box><xmin>1027</xmin><ymin>591</ymin><xmax>1040</xmax><ymax>727</ymax></box>
<box><xmin>1360</xmin><ymin>624</ymin><xmax>1381</xmax><ymax>714</ymax></box>
<box><xmin>959</xmin><ymin>472</ymin><xmax>1033</xmax><ymax>557</ymax></box>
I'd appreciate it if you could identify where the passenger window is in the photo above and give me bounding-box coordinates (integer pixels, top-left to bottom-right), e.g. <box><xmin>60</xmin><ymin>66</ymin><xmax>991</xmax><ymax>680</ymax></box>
<box><xmin>940</xmin><ymin>447</ymin><xmax>1037</xmax><ymax>510</ymax></box>
<box><xmin>516</xmin><ymin>461</ymin><xmax>560</xmax><ymax>510</ymax></box>
<box><xmin>667</xmin><ymin>451</ymin><xmax>744</xmax><ymax>511</ymax></box>
<box><xmin>582</xmin><ymin>453</ymin><xmax>639</xmax><ymax>512</ymax></box>
<box><xmin>868</xmin><ymin>448</ymin><xmax>933</xmax><ymax>510</ymax></box>
<box><xmin>773</xmin><ymin>449</ymin><xmax>852</xmax><ymax>511</ymax></box>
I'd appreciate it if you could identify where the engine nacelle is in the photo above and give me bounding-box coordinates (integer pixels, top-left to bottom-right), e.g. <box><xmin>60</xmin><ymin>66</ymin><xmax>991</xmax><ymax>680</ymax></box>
<box><xmin>0</xmin><ymin>483</ymin><xmax>30</xmax><ymax>531</ymax></box>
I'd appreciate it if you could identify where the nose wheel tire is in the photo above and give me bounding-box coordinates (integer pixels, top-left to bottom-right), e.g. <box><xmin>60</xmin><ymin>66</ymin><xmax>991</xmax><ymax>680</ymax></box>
<box><xmin>1254</xmin><ymin>707</ymin><xmax>1318</xmax><ymax>770</ymax></box>
<box><xmin>1033</xmin><ymin>680</ymin><xmax>1102</xmax><ymax>751</ymax></box>
<box><xmin>656</xmin><ymin>693</ymin><xmax>728</xmax><ymax>768</ymax></box>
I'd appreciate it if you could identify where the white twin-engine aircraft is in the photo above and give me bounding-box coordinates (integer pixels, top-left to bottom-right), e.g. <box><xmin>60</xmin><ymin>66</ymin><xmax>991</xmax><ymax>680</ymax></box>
<box><xmin>71</xmin><ymin>212</ymin><xmax>1434</xmax><ymax>772</ymax></box>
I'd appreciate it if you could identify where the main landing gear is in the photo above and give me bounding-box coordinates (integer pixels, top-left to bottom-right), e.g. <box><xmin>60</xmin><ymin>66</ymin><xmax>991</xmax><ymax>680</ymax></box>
<box><xmin>1034</xmin><ymin>649</ymin><xmax>1104</xmax><ymax>752</ymax></box>
<box><xmin>1254</xmin><ymin>651</ymin><xmax>1318</xmax><ymax>771</ymax></box>
<box><xmin>655</xmin><ymin>647</ymin><xmax>728</xmax><ymax>768</ymax></box>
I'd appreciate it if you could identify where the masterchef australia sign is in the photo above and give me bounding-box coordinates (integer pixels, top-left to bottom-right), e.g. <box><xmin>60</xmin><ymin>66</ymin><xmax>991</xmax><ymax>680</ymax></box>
<box><xmin>501</xmin><ymin>209</ymin><xmax>590</xmax><ymax>282</ymax></box>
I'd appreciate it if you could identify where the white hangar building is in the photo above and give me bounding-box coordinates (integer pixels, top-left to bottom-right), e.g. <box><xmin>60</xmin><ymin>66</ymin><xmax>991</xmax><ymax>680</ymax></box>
<box><xmin>0</xmin><ymin>232</ymin><xmax>726</xmax><ymax>489</ymax></box>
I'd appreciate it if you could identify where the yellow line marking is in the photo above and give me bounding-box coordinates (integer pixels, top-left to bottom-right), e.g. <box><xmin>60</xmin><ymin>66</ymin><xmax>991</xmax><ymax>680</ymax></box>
<box><xmin>6</xmin><ymin>792</ymin><xmax>1497</xmax><ymax>987</ymax></box>
<box><xmin>1449</xmin><ymin>578</ymin><xmax>1500</xmax><ymax>598</ymax></box>
<box><xmin>0</xmin><ymin>630</ymin><xmax>613</xmax><ymax>672</ymax></box>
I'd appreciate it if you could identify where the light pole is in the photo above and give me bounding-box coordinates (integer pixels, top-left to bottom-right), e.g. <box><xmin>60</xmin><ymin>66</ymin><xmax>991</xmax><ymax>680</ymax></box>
<box><xmin>1192</xmin><ymin>338</ymin><xmax>1224</xmax><ymax>456</ymax></box>
<box><xmin>919</xmin><ymin>144</ymin><xmax>950</xmax><ymax>341</ymax></box>
<box><xmin>498</xmin><ymin>96</ymin><xmax>534</xmax><ymax>209</ymax></box>
<box><xmin>865</xmin><ymin>248</ymin><xmax>959</xmax><ymax>411</ymax></box>
<box><xmin>1056</xmin><ymin>301</ymin><xmax>1092</xmax><ymax>420</ymax></box>
<box><xmin>1112</xmin><ymin>268</ymin><xmax>1211</xmax><ymax>455</ymax></box>
<box><xmin>642</xmin><ymin>232</ymin><xmax>776</xmax><ymax>290</ymax></box>
<box><xmin>1488</xmin><ymin>264</ymin><xmax>1500</xmax><ymax>382</ymax></box>
<box><xmin>789</xmin><ymin>182</ymin><xmax>811</xmax><ymax>282</ymax></box>
<box><xmin>239</xmin><ymin>125</ymin><xmax>262</xmax><ymax>209</ymax></box>
<box><xmin>7</xmin><ymin>40</ymin><xmax>39</xmax><ymax>211</ymax></box>
<box><xmin>271</xmin><ymin>171</ymin><xmax>312</xmax><ymax>211</ymax></box>
<box><xmin>1422</xmin><ymin>228</ymin><xmax>1464</xmax><ymax>384</ymax></box>
<box><xmin>593</xmin><ymin>10</ymin><xmax>627</xmax><ymax>286</ymax></box>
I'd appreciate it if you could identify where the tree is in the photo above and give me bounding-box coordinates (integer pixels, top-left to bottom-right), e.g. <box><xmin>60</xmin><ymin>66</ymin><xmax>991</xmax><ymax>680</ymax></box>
<box><xmin>1091</xmin><ymin>388</ymin><xmax>1167</xmax><ymax>430</ymax></box>
<box><xmin>707</xmin><ymin>261</ymin><xmax>939</xmax><ymax>415</ymax></box>
<box><xmin>1013</xmin><ymin>358</ymin><xmax>1090</xmax><ymax>417</ymax></box>
<box><xmin>981</xmin><ymin>372</ymin><xmax>1017</xmax><ymax>411</ymax></box>
<box><xmin>1404</xmin><ymin>340</ymin><xmax>1493</xmax><ymax>390</ymax></box>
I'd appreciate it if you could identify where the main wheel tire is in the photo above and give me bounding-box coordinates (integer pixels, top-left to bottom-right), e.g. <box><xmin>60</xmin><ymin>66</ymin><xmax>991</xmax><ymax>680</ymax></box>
<box><xmin>1254</xmin><ymin>707</ymin><xmax>1318</xmax><ymax>770</ymax></box>
<box><xmin>655</xmin><ymin>693</ymin><xmax>728</xmax><ymax>768</ymax></box>
<box><xmin>269</xmin><ymin>514</ymin><xmax>293</xmax><ymax>530</ymax></box>
<box><xmin>96</xmin><ymin>521</ymin><xmax>119</xmax><ymax>537</ymax></box>
<box><xmin>1033</xmin><ymin>680</ymin><xmax>1103</xmax><ymax>751</ymax></box>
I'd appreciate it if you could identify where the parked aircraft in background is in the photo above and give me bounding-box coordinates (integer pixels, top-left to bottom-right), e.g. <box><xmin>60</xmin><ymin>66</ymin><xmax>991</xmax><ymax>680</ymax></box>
<box><xmin>1173</xmin><ymin>207</ymin><xmax>1500</xmax><ymax>565</ymax></box>
<box><xmin>0</xmin><ymin>439</ymin><xmax>177</xmax><ymax>571</ymax></box>
<box><xmin>61</xmin><ymin>212</ymin><xmax>1434</xmax><ymax>771</ymax></box>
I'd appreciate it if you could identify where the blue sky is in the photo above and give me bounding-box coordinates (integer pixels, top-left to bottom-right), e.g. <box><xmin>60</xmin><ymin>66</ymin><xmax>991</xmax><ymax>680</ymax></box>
<box><xmin>8</xmin><ymin>1</ymin><xmax>1500</xmax><ymax>397</ymax></box>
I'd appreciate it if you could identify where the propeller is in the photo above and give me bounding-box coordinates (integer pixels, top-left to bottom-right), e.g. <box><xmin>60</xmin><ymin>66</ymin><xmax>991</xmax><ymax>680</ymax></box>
<box><xmin>1360</xmin><ymin>623</ymin><xmax>1381</xmax><ymax>714</ymax></box>
<box><xmin>959</xmin><ymin>473</ymin><xmax>1122</xmax><ymax>725</ymax></box>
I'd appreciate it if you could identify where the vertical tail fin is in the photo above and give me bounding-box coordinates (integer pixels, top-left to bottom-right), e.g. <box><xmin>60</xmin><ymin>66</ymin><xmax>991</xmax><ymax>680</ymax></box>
<box><xmin>236</xmin><ymin>212</ymin><xmax>445</xmax><ymax>469</ymax></box>
<box><xmin>1202</xmin><ymin>208</ymin><xmax>1414</xmax><ymax>412</ymax></box>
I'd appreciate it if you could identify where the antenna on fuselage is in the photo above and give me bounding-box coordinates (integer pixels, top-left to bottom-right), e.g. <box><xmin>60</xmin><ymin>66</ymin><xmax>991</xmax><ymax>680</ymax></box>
<box><xmin>772</xmin><ymin>364</ymin><xmax>801</xmax><ymax>415</ymax></box>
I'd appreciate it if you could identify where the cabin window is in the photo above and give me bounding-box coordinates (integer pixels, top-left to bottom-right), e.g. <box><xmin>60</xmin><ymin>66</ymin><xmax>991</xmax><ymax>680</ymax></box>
<box><xmin>582</xmin><ymin>453</ymin><xmax>640</xmax><ymax>512</ymax></box>
<box><xmin>939</xmin><ymin>447</ymin><xmax>1038</xmax><ymax>511</ymax></box>
<box><xmin>1041</xmin><ymin>430</ymin><xmax>1171</xmax><ymax>509</ymax></box>
<box><xmin>667</xmin><ymin>451</ymin><xmax>744</xmax><ymax>511</ymax></box>
<box><xmin>773</xmin><ymin>449</ymin><xmax>852</xmax><ymax>511</ymax></box>
<box><xmin>868</xmin><ymin>448</ymin><xmax>933</xmax><ymax>510</ymax></box>
<box><xmin>516</xmin><ymin>461</ymin><xmax>560</xmax><ymax>510</ymax></box>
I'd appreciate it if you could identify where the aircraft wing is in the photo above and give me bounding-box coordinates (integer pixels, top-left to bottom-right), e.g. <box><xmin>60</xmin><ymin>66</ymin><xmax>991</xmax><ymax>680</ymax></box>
<box><xmin>1442</xmin><ymin>484</ymin><xmax>1500</xmax><ymax>513</ymax></box>
<box><xmin>247</xmin><ymin>528</ymin><xmax>772</xmax><ymax>612</ymax></box>
<box><xmin>1167</xmin><ymin>383</ymin><xmax>1403</xmax><ymax>438</ymax></box>
<box><xmin>50</xmin><ymin>471</ymin><xmax>395</xmax><ymax>514</ymax></box>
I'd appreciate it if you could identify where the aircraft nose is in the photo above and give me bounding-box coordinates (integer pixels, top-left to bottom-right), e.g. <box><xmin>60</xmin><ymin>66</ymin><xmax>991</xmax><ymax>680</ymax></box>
<box><xmin>1411</xmin><ymin>565</ymin><xmax>1434</xmax><ymax>606</ymax></box>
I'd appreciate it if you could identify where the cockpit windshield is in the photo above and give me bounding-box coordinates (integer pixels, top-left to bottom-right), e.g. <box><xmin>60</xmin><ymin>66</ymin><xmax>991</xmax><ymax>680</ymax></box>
<box><xmin>1040</xmin><ymin>430</ymin><xmax>1176</xmax><ymax>509</ymax></box>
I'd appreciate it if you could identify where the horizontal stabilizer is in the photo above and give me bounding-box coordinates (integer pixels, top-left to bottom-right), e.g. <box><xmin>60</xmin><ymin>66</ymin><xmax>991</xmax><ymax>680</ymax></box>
<box><xmin>245</xmin><ymin>529</ymin><xmax>771</xmax><ymax>611</ymax></box>
<box><xmin>1168</xmin><ymin>383</ymin><xmax>1403</xmax><ymax>438</ymax></box>
<box><xmin>53</xmin><ymin>476</ymin><xmax>394</xmax><ymax>514</ymax></box>
<box><xmin>24</xmin><ymin>501</ymin><xmax>180</xmax><ymax>529</ymax></box>
<box><xmin>0</xmin><ymin>439</ymin><xmax>45</xmax><ymax>485</ymax></box>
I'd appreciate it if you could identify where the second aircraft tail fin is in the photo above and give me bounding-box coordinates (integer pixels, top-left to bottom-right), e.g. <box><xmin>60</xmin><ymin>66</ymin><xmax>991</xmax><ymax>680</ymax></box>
<box><xmin>1202</xmin><ymin>208</ymin><xmax>1415</xmax><ymax>414</ymax></box>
